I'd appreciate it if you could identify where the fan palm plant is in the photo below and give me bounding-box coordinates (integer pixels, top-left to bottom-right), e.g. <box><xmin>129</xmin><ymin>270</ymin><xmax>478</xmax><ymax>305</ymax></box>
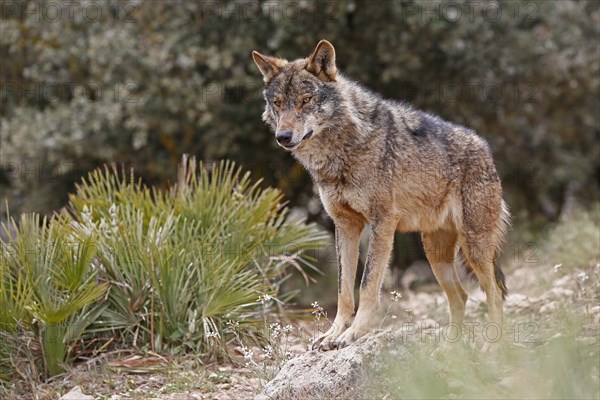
<box><xmin>0</xmin><ymin>155</ymin><xmax>328</xmax><ymax>386</ymax></box>
<box><xmin>68</xmin><ymin>156</ymin><xmax>328</xmax><ymax>355</ymax></box>
<box><xmin>0</xmin><ymin>214</ymin><xmax>108</xmax><ymax>378</ymax></box>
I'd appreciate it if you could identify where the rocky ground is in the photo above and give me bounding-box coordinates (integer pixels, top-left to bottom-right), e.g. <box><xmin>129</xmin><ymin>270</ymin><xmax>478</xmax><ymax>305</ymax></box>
<box><xmin>257</xmin><ymin>261</ymin><xmax>600</xmax><ymax>399</ymax></box>
<box><xmin>7</xmin><ymin>258</ymin><xmax>599</xmax><ymax>400</ymax></box>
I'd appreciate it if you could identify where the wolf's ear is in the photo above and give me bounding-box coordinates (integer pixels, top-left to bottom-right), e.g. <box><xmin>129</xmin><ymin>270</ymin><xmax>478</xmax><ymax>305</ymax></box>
<box><xmin>252</xmin><ymin>51</ymin><xmax>287</xmax><ymax>83</ymax></box>
<box><xmin>306</xmin><ymin>40</ymin><xmax>337</xmax><ymax>82</ymax></box>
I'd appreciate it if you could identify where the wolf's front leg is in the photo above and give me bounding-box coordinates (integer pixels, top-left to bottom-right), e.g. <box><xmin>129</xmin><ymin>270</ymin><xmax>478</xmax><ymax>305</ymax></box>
<box><xmin>312</xmin><ymin>218</ymin><xmax>364</xmax><ymax>351</ymax></box>
<box><xmin>335</xmin><ymin>218</ymin><xmax>396</xmax><ymax>349</ymax></box>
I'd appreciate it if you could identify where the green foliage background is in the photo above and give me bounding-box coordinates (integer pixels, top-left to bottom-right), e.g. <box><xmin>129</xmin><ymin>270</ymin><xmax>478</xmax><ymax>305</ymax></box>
<box><xmin>1</xmin><ymin>0</ymin><xmax>599</xmax><ymax>253</ymax></box>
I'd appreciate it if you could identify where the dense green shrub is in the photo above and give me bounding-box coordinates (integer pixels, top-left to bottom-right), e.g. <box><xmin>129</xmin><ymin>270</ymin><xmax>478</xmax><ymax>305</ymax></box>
<box><xmin>0</xmin><ymin>156</ymin><xmax>327</xmax><ymax>385</ymax></box>
<box><xmin>1</xmin><ymin>0</ymin><xmax>598</xmax><ymax>228</ymax></box>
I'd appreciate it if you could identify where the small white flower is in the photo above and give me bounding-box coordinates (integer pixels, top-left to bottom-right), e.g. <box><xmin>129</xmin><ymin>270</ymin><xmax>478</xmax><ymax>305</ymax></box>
<box><xmin>553</xmin><ymin>263</ymin><xmax>562</xmax><ymax>272</ymax></box>
<box><xmin>578</xmin><ymin>272</ymin><xmax>589</xmax><ymax>282</ymax></box>
<box><xmin>109</xmin><ymin>203</ymin><xmax>118</xmax><ymax>217</ymax></box>
<box><xmin>390</xmin><ymin>290</ymin><xmax>402</xmax><ymax>302</ymax></box>
<box><xmin>269</xmin><ymin>322</ymin><xmax>282</xmax><ymax>338</ymax></box>
<box><xmin>311</xmin><ymin>301</ymin><xmax>325</xmax><ymax>319</ymax></box>
<box><xmin>258</xmin><ymin>294</ymin><xmax>272</xmax><ymax>305</ymax></box>
<box><xmin>242</xmin><ymin>347</ymin><xmax>254</xmax><ymax>360</ymax></box>
<box><xmin>269</xmin><ymin>322</ymin><xmax>281</xmax><ymax>330</ymax></box>
<box><xmin>263</xmin><ymin>345</ymin><xmax>274</xmax><ymax>359</ymax></box>
<box><xmin>228</xmin><ymin>320</ymin><xmax>239</xmax><ymax>328</ymax></box>
<box><xmin>109</xmin><ymin>203</ymin><xmax>119</xmax><ymax>233</ymax></box>
<box><xmin>82</xmin><ymin>205</ymin><xmax>93</xmax><ymax>224</ymax></box>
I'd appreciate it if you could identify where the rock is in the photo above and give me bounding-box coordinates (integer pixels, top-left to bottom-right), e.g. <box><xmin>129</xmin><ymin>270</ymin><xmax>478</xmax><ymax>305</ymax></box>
<box><xmin>255</xmin><ymin>330</ymin><xmax>411</xmax><ymax>400</ymax></box>
<box><xmin>540</xmin><ymin>301</ymin><xmax>560</xmax><ymax>313</ymax></box>
<box><xmin>287</xmin><ymin>343</ymin><xmax>309</xmax><ymax>354</ymax></box>
<box><xmin>504</xmin><ymin>293</ymin><xmax>542</xmax><ymax>314</ymax></box>
<box><xmin>505</xmin><ymin>293</ymin><xmax>530</xmax><ymax>308</ymax></box>
<box><xmin>541</xmin><ymin>287</ymin><xmax>574</xmax><ymax>301</ymax></box>
<box><xmin>552</xmin><ymin>275</ymin><xmax>572</xmax><ymax>288</ymax></box>
<box><xmin>60</xmin><ymin>386</ymin><xmax>94</xmax><ymax>400</ymax></box>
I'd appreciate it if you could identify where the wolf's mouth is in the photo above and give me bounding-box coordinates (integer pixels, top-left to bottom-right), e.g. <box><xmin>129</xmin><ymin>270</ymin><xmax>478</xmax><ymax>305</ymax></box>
<box><xmin>302</xmin><ymin>130</ymin><xmax>314</xmax><ymax>141</ymax></box>
<box><xmin>280</xmin><ymin>130</ymin><xmax>314</xmax><ymax>151</ymax></box>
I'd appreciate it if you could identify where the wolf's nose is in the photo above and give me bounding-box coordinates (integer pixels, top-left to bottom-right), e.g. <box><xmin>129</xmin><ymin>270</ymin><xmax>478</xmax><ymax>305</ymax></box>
<box><xmin>275</xmin><ymin>131</ymin><xmax>293</xmax><ymax>145</ymax></box>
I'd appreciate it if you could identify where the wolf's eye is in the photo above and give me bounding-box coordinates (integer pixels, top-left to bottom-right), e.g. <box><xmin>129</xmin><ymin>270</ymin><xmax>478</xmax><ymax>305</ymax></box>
<box><xmin>273</xmin><ymin>99</ymin><xmax>282</xmax><ymax>108</ymax></box>
<box><xmin>303</xmin><ymin>95</ymin><xmax>312</xmax><ymax>104</ymax></box>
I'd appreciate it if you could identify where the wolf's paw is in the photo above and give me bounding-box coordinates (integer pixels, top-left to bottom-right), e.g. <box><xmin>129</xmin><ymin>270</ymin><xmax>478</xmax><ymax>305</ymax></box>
<box><xmin>311</xmin><ymin>319</ymin><xmax>351</xmax><ymax>351</ymax></box>
<box><xmin>311</xmin><ymin>333</ymin><xmax>338</xmax><ymax>351</ymax></box>
<box><xmin>334</xmin><ymin>323</ymin><xmax>371</xmax><ymax>349</ymax></box>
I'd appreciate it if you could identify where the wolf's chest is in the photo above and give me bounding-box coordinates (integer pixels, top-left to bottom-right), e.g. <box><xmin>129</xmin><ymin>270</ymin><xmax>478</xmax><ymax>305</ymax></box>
<box><xmin>318</xmin><ymin>181</ymin><xmax>372</xmax><ymax>221</ymax></box>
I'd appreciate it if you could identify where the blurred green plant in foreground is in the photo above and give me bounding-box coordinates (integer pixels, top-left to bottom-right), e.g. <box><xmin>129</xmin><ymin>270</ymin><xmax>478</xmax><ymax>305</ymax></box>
<box><xmin>374</xmin><ymin>329</ymin><xmax>599</xmax><ymax>400</ymax></box>
<box><xmin>367</xmin><ymin>206</ymin><xmax>600</xmax><ymax>400</ymax></box>
<box><xmin>0</xmin><ymin>156</ymin><xmax>327</xmax><ymax>387</ymax></box>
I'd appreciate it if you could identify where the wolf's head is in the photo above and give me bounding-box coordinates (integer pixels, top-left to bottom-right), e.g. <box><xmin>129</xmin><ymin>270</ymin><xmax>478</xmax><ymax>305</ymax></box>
<box><xmin>252</xmin><ymin>40</ymin><xmax>341</xmax><ymax>151</ymax></box>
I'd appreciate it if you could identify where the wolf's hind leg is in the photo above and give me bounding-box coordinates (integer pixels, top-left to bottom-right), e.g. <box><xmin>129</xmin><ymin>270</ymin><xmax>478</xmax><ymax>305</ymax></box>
<box><xmin>312</xmin><ymin>217</ymin><xmax>364</xmax><ymax>351</ymax></box>
<box><xmin>459</xmin><ymin>235</ymin><xmax>504</xmax><ymax>326</ymax></box>
<box><xmin>422</xmin><ymin>229</ymin><xmax>467</xmax><ymax>340</ymax></box>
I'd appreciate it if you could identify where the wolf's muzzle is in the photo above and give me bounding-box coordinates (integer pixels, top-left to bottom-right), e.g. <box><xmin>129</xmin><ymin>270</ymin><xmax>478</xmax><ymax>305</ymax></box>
<box><xmin>275</xmin><ymin>130</ymin><xmax>293</xmax><ymax>146</ymax></box>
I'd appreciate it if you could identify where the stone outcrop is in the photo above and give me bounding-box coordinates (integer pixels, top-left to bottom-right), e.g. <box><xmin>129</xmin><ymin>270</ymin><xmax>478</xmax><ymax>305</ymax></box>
<box><xmin>255</xmin><ymin>330</ymin><xmax>411</xmax><ymax>400</ymax></box>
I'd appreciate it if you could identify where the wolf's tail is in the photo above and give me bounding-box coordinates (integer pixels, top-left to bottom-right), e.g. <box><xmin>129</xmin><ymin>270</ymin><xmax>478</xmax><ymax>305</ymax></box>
<box><xmin>493</xmin><ymin>200</ymin><xmax>510</xmax><ymax>299</ymax></box>
<box><xmin>494</xmin><ymin>254</ymin><xmax>508</xmax><ymax>299</ymax></box>
<box><xmin>460</xmin><ymin>200</ymin><xmax>510</xmax><ymax>299</ymax></box>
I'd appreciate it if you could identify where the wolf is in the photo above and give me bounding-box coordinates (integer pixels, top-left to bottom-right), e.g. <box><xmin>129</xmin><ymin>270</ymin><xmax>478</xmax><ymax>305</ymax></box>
<box><xmin>252</xmin><ymin>40</ymin><xmax>509</xmax><ymax>350</ymax></box>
